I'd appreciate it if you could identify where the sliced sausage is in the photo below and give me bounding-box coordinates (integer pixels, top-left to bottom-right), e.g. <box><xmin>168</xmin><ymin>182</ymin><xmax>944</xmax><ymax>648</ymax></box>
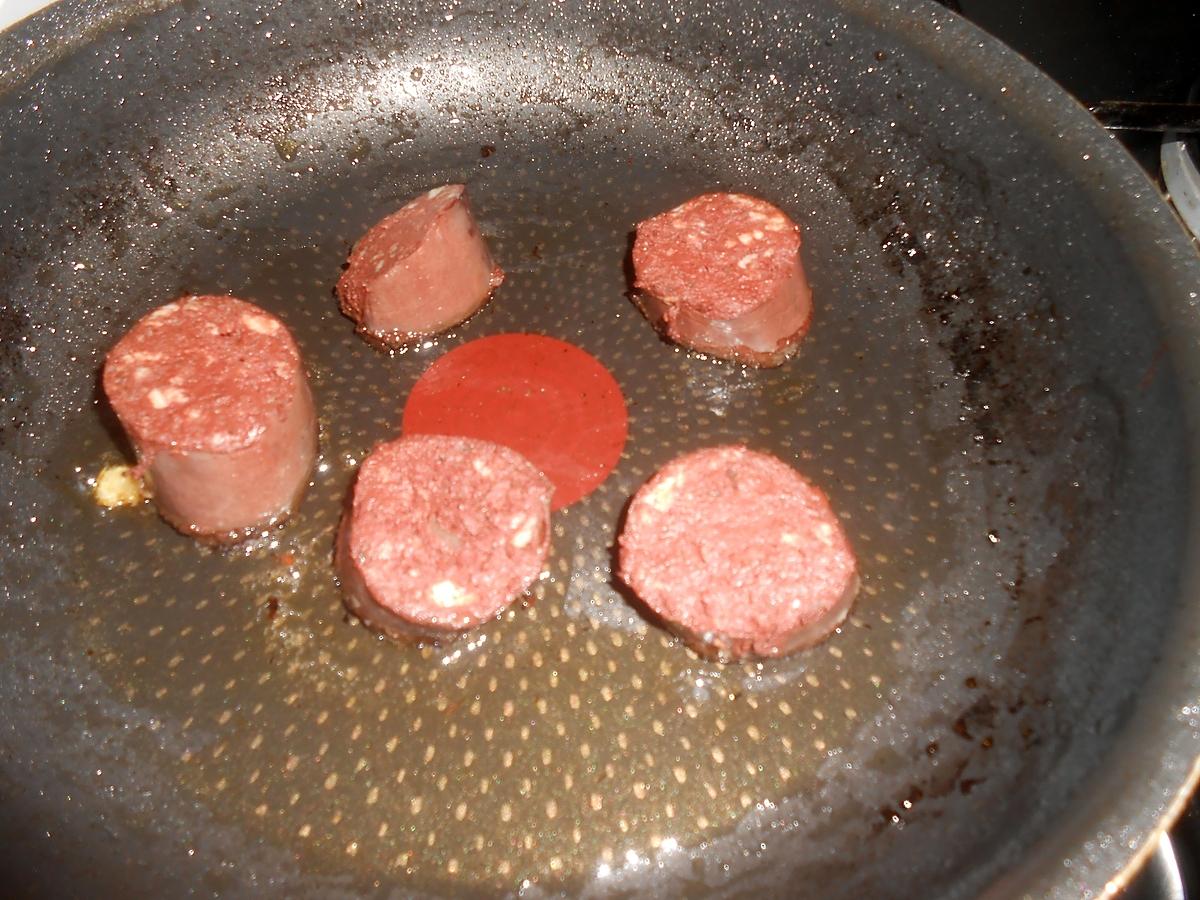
<box><xmin>336</xmin><ymin>435</ymin><xmax>553</xmax><ymax>641</ymax></box>
<box><xmin>102</xmin><ymin>295</ymin><xmax>318</xmax><ymax>542</ymax></box>
<box><xmin>336</xmin><ymin>184</ymin><xmax>504</xmax><ymax>349</ymax></box>
<box><xmin>631</xmin><ymin>192</ymin><xmax>812</xmax><ymax>366</ymax></box>
<box><xmin>618</xmin><ymin>445</ymin><xmax>858</xmax><ymax>661</ymax></box>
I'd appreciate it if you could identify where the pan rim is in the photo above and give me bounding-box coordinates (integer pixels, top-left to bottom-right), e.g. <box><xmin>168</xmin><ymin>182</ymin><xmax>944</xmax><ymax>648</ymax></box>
<box><xmin>862</xmin><ymin>1</ymin><xmax>1200</xmax><ymax>897</ymax></box>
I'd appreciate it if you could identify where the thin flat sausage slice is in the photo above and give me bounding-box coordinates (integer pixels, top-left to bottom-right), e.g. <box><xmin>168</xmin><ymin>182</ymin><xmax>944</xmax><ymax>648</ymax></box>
<box><xmin>618</xmin><ymin>445</ymin><xmax>858</xmax><ymax>661</ymax></box>
<box><xmin>336</xmin><ymin>435</ymin><xmax>553</xmax><ymax>641</ymax></box>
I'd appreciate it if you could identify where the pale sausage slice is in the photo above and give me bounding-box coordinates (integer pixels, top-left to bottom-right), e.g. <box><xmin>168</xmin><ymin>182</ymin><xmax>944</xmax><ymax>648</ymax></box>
<box><xmin>336</xmin><ymin>184</ymin><xmax>504</xmax><ymax>349</ymax></box>
<box><xmin>102</xmin><ymin>295</ymin><xmax>318</xmax><ymax>542</ymax></box>
<box><xmin>336</xmin><ymin>435</ymin><xmax>552</xmax><ymax>641</ymax></box>
<box><xmin>618</xmin><ymin>445</ymin><xmax>858</xmax><ymax>661</ymax></box>
<box><xmin>631</xmin><ymin>192</ymin><xmax>812</xmax><ymax>366</ymax></box>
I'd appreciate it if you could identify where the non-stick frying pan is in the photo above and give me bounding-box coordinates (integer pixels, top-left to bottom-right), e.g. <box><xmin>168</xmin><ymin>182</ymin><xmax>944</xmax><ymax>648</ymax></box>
<box><xmin>3</xmin><ymin>1</ymin><xmax>1200</xmax><ymax>897</ymax></box>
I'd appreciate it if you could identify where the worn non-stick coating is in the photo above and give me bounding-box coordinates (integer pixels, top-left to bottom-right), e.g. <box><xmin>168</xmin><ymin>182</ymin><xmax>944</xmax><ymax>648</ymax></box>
<box><xmin>3</xmin><ymin>1</ymin><xmax>1200</xmax><ymax>897</ymax></box>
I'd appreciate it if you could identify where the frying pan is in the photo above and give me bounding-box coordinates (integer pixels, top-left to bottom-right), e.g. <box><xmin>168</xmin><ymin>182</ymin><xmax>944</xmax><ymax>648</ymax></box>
<box><xmin>2</xmin><ymin>0</ymin><xmax>1200</xmax><ymax>897</ymax></box>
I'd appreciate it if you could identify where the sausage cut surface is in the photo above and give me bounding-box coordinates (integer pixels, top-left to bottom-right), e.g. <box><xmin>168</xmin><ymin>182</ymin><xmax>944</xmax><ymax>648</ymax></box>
<box><xmin>337</xmin><ymin>435</ymin><xmax>553</xmax><ymax>640</ymax></box>
<box><xmin>618</xmin><ymin>445</ymin><xmax>858</xmax><ymax>661</ymax></box>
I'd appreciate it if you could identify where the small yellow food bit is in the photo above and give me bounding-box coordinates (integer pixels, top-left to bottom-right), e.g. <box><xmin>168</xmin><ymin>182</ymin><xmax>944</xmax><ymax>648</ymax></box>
<box><xmin>93</xmin><ymin>465</ymin><xmax>147</xmax><ymax>508</ymax></box>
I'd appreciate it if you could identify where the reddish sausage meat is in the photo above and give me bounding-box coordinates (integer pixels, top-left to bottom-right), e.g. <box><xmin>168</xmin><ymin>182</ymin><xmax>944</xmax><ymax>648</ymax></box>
<box><xmin>102</xmin><ymin>295</ymin><xmax>318</xmax><ymax>542</ymax></box>
<box><xmin>337</xmin><ymin>435</ymin><xmax>553</xmax><ymax>641</ymax></box>
<box><xmin>618</xmin><ymin>445</ymin><xmax>858</xmax><ymax>661</ymax></box>
<box><xmin>632</xmin><ymin>192</ymin><xmax>812</xmax><ymax>366</ymax></box>
<box><xmin>336</xmin><ymin>184</ymin><xmax>504</xmax><ymax>348</ymax></box>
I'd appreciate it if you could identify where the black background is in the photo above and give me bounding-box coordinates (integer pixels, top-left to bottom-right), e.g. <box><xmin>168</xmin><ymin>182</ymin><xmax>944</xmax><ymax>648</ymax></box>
<box><xmin>946</xmin><ymin>0</ymin><xmax>1200</xmax><ymax>178</ymax></box>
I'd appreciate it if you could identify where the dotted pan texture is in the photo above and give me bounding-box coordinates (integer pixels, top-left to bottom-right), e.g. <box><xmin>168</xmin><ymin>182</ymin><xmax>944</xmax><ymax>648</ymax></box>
<box><xmin>1</xmin><ymin>1</ymin><xmax>1199</xmax><ymax>898</ymax></box>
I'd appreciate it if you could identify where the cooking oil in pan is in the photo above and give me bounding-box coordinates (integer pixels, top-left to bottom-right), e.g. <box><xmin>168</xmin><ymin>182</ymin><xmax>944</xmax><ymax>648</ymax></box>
<box><xmin>52</xmin><ymin>126</ymin><xmax>1079</xmax><ymax>894</ymax></box>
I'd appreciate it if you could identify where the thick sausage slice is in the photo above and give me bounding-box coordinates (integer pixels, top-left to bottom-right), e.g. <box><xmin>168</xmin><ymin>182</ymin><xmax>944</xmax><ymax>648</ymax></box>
<box><xmin>631</xmin><ymin>192</ymin><xmax>812</xmax><ymax>366</ymax></box>
<box><xmin>336</xmin><ymin>435</ymin><xmax>552</xmax><ymax>640</ymax></box>
<box><xmin>102</xmin><ymin>295</ymin><xmax>318</xmax><ymax>542</ymax></box>
<box><xmin>618</xmin><ymin>445</ymin><xmax>858</xmax><ymax>661</ymax></box>
<box><xmin>336</xmin><ymin>184</ymin><xmax>504</xmax><ymax>349</ymax></box>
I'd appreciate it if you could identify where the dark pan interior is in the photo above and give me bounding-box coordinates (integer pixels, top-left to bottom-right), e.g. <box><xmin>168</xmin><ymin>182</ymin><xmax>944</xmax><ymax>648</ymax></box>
<box><xmin>1</xmin><ymin>1</ymin><xmax>1198</xmax><ymax>897</ymax></box>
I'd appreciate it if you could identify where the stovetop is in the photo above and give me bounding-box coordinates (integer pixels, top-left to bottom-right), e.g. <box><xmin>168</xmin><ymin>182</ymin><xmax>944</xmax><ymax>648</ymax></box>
<box><xmin>945</xmin><ymin>2</ymin><xmax>1200</xmax><ymax>897</ymax></box>
<box><xmin>949</xmin><ymin>0</ymin><xmax>1200</xmax><ymax>181</ymax></box>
